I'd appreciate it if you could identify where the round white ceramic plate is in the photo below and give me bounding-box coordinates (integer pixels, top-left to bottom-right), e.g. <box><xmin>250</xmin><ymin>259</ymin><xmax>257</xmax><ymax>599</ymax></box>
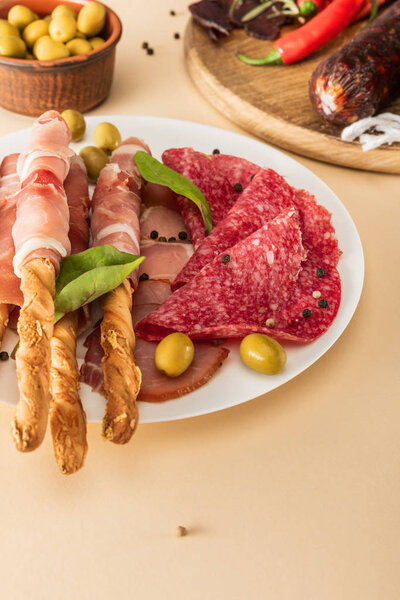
<box><xmin>0</xmin><ymin>115</ymin><xmax>364</xmax><ymax>423</ymax></box>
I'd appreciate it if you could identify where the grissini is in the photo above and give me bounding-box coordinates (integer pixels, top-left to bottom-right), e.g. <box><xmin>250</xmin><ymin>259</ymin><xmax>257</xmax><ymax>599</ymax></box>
<box><xmin>11</xmin><ymin>111</ymin><xmax>72</xmax><ymax>452</ymax></box>
<box><xmin>49</xmin><ymin>155</ymin><xmax>90</xmax><ymax>473</ymax></box>
<box><xmin>90</xmin><ymin>137</ymin><xmax>150</xmax><ymax>444</ymax></box>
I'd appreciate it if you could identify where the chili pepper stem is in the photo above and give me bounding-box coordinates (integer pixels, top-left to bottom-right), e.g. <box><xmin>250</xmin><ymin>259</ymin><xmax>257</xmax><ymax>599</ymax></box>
<box><xmin>237</xmin><ymin>47</ymin><xmax>283</xmax><ymax>66</ymax></box>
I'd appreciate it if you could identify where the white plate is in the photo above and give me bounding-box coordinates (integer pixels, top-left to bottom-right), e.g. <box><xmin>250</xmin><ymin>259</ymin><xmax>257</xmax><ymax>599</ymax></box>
<box><xmin>0</xmin><ymin>115</ymin><xmax>364</xmax><ymax>423</ymax></box>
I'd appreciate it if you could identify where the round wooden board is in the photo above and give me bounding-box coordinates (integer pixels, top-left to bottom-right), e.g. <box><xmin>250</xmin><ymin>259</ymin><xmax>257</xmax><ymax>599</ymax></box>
<box><xmin>185</xmin><ymin>18</ymin><xmax>400</xmax><ymax>174</ymax></box>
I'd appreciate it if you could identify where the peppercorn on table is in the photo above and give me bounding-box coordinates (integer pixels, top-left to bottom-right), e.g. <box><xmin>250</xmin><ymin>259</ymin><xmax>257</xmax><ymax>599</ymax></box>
<box><xmin>0</xmin><ymin>1</ymin><xmax>399</xmax><ymax>599</ymax></box>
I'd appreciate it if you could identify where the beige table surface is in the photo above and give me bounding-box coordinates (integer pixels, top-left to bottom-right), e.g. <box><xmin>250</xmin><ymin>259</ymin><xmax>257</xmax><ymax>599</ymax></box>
<box><xmin>0</xmin><ymin>1</ymin><xmax>399</xmax><ymax>598</ymax></box>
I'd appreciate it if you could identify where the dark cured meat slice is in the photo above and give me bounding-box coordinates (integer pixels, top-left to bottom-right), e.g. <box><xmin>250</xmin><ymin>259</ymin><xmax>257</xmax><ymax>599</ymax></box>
<box><xmin>80</xmin><ymin>326</ymin><xmax>104</xmax><ymax>394</ymax></box>
<box><xmin>172</xmin><ymin>168</ymin><xmax>294</xmax><ymax>290</ymax></box>
<box><xmin>189</xmin><ymin>0</ymin><xmax>233</xmax><ymax>37</ymax></box>
<box><xmin>162</xmin><ymin>148</ymin><xmax>260</xmax><ymax>248</ymax></box>
<box><xmin>244</xmin><ymin>13</ymin><xmax>287</xmax><ymax>41</ymax></box>
<box><xmin>136</xmin><ymin>207</ymin><xmax>306</xmax><ymax>341</ymax></box>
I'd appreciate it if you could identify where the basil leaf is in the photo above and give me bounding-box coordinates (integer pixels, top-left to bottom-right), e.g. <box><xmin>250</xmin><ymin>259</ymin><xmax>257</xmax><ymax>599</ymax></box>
<box><xmin>54</xmin><ymin>245</ymin><xmax>144</xmax><ymax>322</ymax></box>
<box><xmin>368</xmin><ymin>0</ymin><xmax>378</xmax><ymax>21</ymax></box>
<box><xmin>134</xmin><ymin>151</ymin><xmax>213</xmax><ymax>234</ymax></box>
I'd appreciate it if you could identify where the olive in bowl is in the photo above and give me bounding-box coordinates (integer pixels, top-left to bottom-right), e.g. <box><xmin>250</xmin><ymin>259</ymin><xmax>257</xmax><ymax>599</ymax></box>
<box><xmin>0</xmin><ymin>0</ymin><xmax>122</xmax><ymax>116</ymax></box>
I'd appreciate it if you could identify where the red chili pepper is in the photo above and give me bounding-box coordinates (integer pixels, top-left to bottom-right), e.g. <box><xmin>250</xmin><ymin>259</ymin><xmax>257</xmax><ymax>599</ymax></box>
<box><xmin>237</xmin><ymin>0</ymin><xmax>365</xmax><ymax>66</ymax></box>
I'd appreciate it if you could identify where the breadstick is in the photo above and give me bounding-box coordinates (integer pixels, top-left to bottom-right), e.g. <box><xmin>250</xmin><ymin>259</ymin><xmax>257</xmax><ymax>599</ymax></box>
<box><xmin>11</xmin><ymin>258</ymin><xmax>55</xmax><ymax>452</ymax></box>
<box><xmin>101</xmin><ymin>279</ymin><xmax>141</xmax><ymax>444</ymax></box>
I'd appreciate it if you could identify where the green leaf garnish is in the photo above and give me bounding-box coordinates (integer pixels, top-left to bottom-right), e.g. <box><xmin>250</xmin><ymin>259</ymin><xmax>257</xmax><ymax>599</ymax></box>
<box><xmin>368</xmin><ymin>0</ymin><xmax>378</xmax><ymax>21</ymax></box>
<box><xmin>54</xmin><ymin>245</ymin><xmax>144</xmax><ymax>323</ymax></box>
<box><xmin>134</xmin><ymin>151</ymin><xmax>213</xmax><ymax>235</ymax></box>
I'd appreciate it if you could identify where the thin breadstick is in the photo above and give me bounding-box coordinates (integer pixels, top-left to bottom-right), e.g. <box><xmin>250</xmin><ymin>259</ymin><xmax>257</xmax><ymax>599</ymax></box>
<box><xmin>101</xmin><ymin>279</ymin><xmax>141</xmax><ymax>444</ymax></box>
<box><xmin>0</xmin><ymin>304</ymin><xmax>10</xmax><ymax>350</ymax></box>
<box><xmin>11</xmin><ymin>258</ymin><xmax>55</xmax><ymax>452</ymax></box>
<box><xmin>49</xmin><ymin>311</ymin><xmax>88</xmax><ymax>474</ymax></box>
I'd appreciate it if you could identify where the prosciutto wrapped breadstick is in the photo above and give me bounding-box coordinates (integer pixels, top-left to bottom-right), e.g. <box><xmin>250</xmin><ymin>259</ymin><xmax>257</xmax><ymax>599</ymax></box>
<box><xmin>49</xmin><ymin>155</ymin><xmax>90</xmax><ymax>474</ymax></box>
<box><xmin>91</xmin><ymin>137</ymin><xmax>150</xmax><ymax>444</ymax></box>
<box><xmin>11</xmin><ymin>111</ymin><xmax>72</xmax><ymax>452</ymax></box>
<box><xmin>0</xmin><ymin>154</ymin><xmax>21</xmax><ymax>349</ymax></box>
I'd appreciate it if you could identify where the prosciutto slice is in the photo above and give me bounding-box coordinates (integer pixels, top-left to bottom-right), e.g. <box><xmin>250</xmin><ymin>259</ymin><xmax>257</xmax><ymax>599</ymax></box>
<box><xmin>12</xmin><ymin>111</ymin><xmax>72</xmax><ymax>276</ymax></box>
<box><xmin>0</xmin><ymin>154</ymin><xmax>22</xmax><ymax>306</ymax></box>
<box><xmin>136</xmin><ymin>207</ymin><xmax>306</xmax><ymax>341</ymax></box>
<box><xmin>90</xmin><ymin>137</ymin><xmax>151</xmax><ymax>288</ymax></box>
<box><xmin>64</xmin><ymin>154</ymin><xmax>91</xmax><ymax>334</ymax></box>
<box><xmin>162</xmin><ymin>149</ymin><xmax>259</xmax><ymax>248</ymax></box>
<box><xmin>139</xmin><ymin>240</ymin><xmax>193</xmax><ymax>282</ymax></box>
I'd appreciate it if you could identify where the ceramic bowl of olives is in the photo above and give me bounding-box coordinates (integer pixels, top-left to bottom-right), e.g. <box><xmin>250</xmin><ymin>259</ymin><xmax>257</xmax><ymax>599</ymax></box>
<box><xmin>0</xmin><ymin>1</ymin><xmax>122</xmax><ymax>116</ymax></box>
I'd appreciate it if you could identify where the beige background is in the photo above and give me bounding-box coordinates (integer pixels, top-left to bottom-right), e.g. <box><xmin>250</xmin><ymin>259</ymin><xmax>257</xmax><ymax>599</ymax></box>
<box><xmin>0</xmin><ymin>1</ymin><xmax>399</xmax><ymax>598</ymax></box>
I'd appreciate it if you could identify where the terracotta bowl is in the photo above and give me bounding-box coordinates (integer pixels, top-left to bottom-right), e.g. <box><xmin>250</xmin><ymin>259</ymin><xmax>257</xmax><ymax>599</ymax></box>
<box><xmin>0</xmin><ymin>0</ymin><xmax>122</xmax><ymax>116</ymax></box>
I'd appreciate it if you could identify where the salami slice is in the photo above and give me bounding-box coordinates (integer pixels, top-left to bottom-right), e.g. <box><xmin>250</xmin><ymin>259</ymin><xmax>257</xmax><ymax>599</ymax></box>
<box><xmin>136</xmin><ymin>207</ymin><xmax>306</xmax><ymax>341</ymax></box>
<box><xmin>162</xmin><ymin>149</ymin><xmax>259</xmax><ymax>248</ymax></box>
<box><xmin>172</xmin><ymin>168</ymin><xmax>295</xmax><ymax>290</ymax></box>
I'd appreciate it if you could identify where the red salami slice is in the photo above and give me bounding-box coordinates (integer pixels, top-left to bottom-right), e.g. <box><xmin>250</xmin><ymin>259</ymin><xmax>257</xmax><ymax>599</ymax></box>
<box><xmin>172</xmin><ymin>168</ymin><xmax>295</xmax><ymax>290</ymax></box>
<box><xmin>136</xmin><ymin>207</ymin><xmax>306</xmax><ymax>340</ymax></box>
<box><xmin>162</xmin><ymin>148</ymin><xmax>259</xmax><ymax>248</ymax></box>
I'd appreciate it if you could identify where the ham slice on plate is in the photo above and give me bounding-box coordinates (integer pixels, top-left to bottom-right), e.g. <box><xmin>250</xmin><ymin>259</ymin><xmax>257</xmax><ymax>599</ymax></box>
<box><xmin>140</xmin><ymin>205</ymin><xmax>188</xmax><ymax>241</ymax></box>
<box><xmin>0</xmin><ymin>154</ymin><xmax>22</xmax><ymax>306</ymax></box>
<box><xmin>136</xmin><ymin>207</ymin><xmax>306</xmax><ymax>340</ymax></box>
<box><xmin>139</xmin><ymin>240</ymin><xmax>193</xmax><ymax>282</ymax></box>
<box><xmin>162</xmin><ymin>148</ymin><xmax>259</xmax><ymax>248</ymax></box>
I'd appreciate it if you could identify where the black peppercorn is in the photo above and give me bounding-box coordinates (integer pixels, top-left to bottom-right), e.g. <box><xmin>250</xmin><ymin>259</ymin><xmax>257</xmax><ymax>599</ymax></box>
<box><xmin>212</xmin><ymin>148</ymin><xmax>220</xmax><ymax>155</ymax></box>
<box><xmin>316</xmin><ymin>267</ymin><xmax>326</xmax><ymax>278</ymax></box>
<box><xmin>147</xmin><ymin>47</ymin><xmax>154</xmax><ymax>55</ymax></box>
<box><xmin>150</xmin><ymin>230</ymin><xmax>158</xmax><ymax>239</ymax></box>
<box><xmin>178</xmin><ymin>231</ymin><xmax>188</xmax><ymax>240</ymax></box>
<box><xmin>174</xmin><ymin>32</ymin><xmax>180</xmax><ymax>39</ymax></box>
<box><xmin>233</xmin><ymin>183</ymin><xmax>243</xmax><ymax>192</ymax></box>
<box><xmin>159</xmin><ymin>236</ymin><xmax>167</xmax><ymax>242</ymax></box>
<box><xmin>221</xmin><ymin>254</ymin><xmax>230</xmax><ymax>263</ymax></box>
<box><xmin>318</xmin><ymin>299</ymin><xmax>328</xmax><ymax>309</ymax></box>
<box><xmin>168</xmin><ymin>237</ymin><xmax>176</xmax><ymax>242</ymax></box>
<box><xmin>139</xmin><ymin>273</ymin><xmax>149</xmax><ymax>281</ymax></box>
<box><xmin>302</xmin><ymin>309</ymin><xmax>312</xmax><ymax>318</ymax></box>
<box><xmin>142</xmin><ymin>41</ymin><xmax>148</xmax><ymax>49</ymax></box>
<box><xmin>0</xmin><ymin>351</ymin><xmax>9</xmax><ymax>361</ymax></box>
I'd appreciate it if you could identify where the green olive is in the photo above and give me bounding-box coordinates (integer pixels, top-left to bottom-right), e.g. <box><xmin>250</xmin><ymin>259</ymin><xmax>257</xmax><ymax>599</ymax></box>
<box><xmin>239</xmin><ymin>333</ymin><xmax>286</xmax><ymax>375</ymax></box>
<box><xmin>23</xmin><ymin>19</ymin><xmax>49</xmax><ymax>47</ymax></box>
<box><xmin>66</xmin><ymin>37</ymin><xmax>92</xmax><ymax>55</ymax></box>
<box><xmin>49</xmin><ymin>15</ymin><xmax>77</xmax><ymax>43</ymax></box>
<box><xmin>35</xmin><ymin>37</ymin><xmax>70</xmax><ymax>61</ymax></box>
<box><xmin>79</xmin><ymin>145</ymin><xmax>108</xmax><ymax>181</ymax></box>
<box><xmin>51</xmin><ymin>5</ymin><xmax>77</xmax><ymax>20</ymax></box>
<box><xmin>77</xmin><ymin>1</ymin><xmax>106</xmax><ymax>37</ymax></box>
<box><xmin>94</xmin><ymin>122</ymin><xmax>121</xmax><ymax>153</ymax></box>
<box><xmin>61</xmin><ymin>109</ymin><xmax>86</xmax><ymax>142</ymax></box>
<box><xmin>88</xmin><ymin>35</ymin><xmax>104</xmax><ymax>49</ymax></box>
<box><xmin>8</xmin><ymin>5</ymin><xmax>37</xmax><ymax>30</ymax></box>
<box><xmin>0</xmin><ymin>19</ymin><xmax>20</xmax><ymax>38</ymax></box>
<box><xmin>0</xmin><ymin>35</ymin><xmax>26</xmax><ymax>58</ymax></box>
<box><xmin>154</xmin><ymin>333</ymin><xmax>195</xmax><ymax>377</ymax></box>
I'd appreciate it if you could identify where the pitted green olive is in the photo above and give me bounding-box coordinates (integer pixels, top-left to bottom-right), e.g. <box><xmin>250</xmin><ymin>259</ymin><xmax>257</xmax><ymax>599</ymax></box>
<box><xmin>88</xmin><ymin>36</ymin><xmax>104</xmax><ymax>49</ymax></box>
<box><xmin>154</xmin><ymin>333</ymin><xmax>195</xmax><ymax>377</ymax></box>
<box><xmin>51</xmin><ymin>5</ymin><xmax>77</xmax><ymax>20</ymax></box>
<box><xmin>8</xmin><ymin>5</ymin><xmax>37</xmax><ymax>30</ymax></box>
<box><xmin>94</xmin><ymin>122</ymin><xmax>121</xmax><ymax>153</ymax></box>
<box><xmin>66</xmin><ymin>37</ymin><xmax>92</xmax><ymax>55</ymax></box>
<box><xmin>0</xmin><ymin>35</ymin><xmax>26</xmax><ymax>57</ymax></box>
<box><xmin>239</xmin><ymin>333</ymin><xmax>286</xmax><ymax>375</ymax></box>
<box><xmin>35</xmin><ymin>37</ymin><xmax>70</xmax><ymax>60</ymax></box>
<box><xmin>79</xmin><ymin>146</ymin><xmax>108</xmax><ymax>181</ymax></box>
<box><xmin>49</xmin><ymin>15</ymin><xmax>77</xmax><ymax>43</ymax></box>
<box><xmin>0</xmin><ymin>19</ymin><xmax>20</xmax><ymax>38</ymax></box>
<box><xmin>77</xmin><ymin>2</ymin><xmax>106</xmax><ymax>37</ymax></box>
<box><xmin>61</xmin><ymin>109</ymin><xmax>86</xmax><ymax>142</ymax></box>
<box><xmin>23</xmin><ymin>19</ymin><xmax>49</xmax><ymax>47</ymax></box>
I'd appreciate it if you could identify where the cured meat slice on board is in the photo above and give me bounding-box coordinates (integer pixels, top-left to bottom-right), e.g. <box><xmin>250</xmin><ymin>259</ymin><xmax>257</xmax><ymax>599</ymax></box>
<box><xmin>162</xmin><ymin>148</ymin><xmax>259</xmax><ymax>248</ymax></box>
<box><xmin>139</xmin><ymin>240</ymin><xmax>194</xmax><ymax>282</ymax></box>
<box><xmin>11</xmin><ymin>110</ymin><xmax>72</xmax><ymax>453</ymax></box>
<box><xmin>136</xmin><ymin>207</ymin><xmax>306</xmax><ymax>341</ymax></box>
<box><xmin>140</xmin><ymin>205</ymin><xmax>188</xmax><ymax>241</ymax></box>
<box><xmin>172</xmin><ymin>168</ymin><xmax>295</xmax><ymax>290</ymax></box>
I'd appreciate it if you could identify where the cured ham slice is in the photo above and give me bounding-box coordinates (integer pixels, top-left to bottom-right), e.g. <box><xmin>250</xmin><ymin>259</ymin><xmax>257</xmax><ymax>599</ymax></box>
<box><xmin>172</xmin><ymin>168</ymin><xmax>295</xmax><ymax>290</ymax></box>
<box><xmin>0</xmin><ymin>154</ymin><xmax>22</xmax><ymax>307</ymax></box>
<box><xmin>81</xmin><ymin>326</ymin><xmax>104</xmax><ymax>394</ymax></box>
<box><xmin>162</xmin><ymin>148</ymin><xmax>259</xmax><ymax>248</ymax></box>
<box><xmin>139</xmin><ymin>240</ymin><xmax>194</xmax><ymax>282</ymax></box>
<box><xmin>140</xmin><ymin>205</ymin><xmax>188</xmax><ymax>240</ymax></box>
<box><xmin>11</xmin><ymin>110</ymin><xmax>72</xmax><ymax>453</ymax></box>
<box><xmin>136</xmin><ymin>207</ymin><xmax>306</xmax><ymax>340</ymax></box>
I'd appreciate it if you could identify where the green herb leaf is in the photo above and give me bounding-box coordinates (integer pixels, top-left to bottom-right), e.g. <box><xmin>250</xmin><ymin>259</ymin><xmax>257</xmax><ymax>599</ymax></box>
<box><xmin>368</xmin><ymin>0</ymin><xmax>378</xmax><ymax>21</ymax></box>
<box><xmin>54</xmin><ymin>245</ymin><xmax>144</xmax><ymax>322</ymax></box>
<box><xmin>134</xmin><ymin>151</ymin><xmax>213</xmax><ymax>235</ymax></box>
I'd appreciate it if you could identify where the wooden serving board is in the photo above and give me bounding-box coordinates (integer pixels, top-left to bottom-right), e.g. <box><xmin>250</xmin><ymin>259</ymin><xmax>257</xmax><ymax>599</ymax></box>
<box><xmin>185</xmin><ymin>18</ymin><xmax>400</xmax><ymax>174</ymax></box>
